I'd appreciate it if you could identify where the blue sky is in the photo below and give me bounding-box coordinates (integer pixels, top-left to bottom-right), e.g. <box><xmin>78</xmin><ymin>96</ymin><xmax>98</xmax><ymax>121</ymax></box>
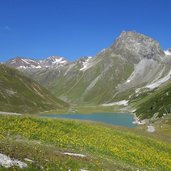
<box><xmin>0</xmin><ymin>0</ymin><xmax>171</xmax><ymax>62</ymax></box>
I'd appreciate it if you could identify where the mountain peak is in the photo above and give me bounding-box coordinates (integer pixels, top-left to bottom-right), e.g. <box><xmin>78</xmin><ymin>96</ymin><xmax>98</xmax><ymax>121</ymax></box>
<box><xmin>46</xmin><ymin>56</ymin><xmax>68</xmax><ymax>63</ymax></box>
<box><xmin>118</xmin><ymin>31</ymin><xmax>144</xmax><ymax>38</ymax></box>
<box><xmin>114</xmin><ymin>31</ymin><xmax>159</xmax><ymax>47</ymax></box>
<box><xmin>112</xmin><ymin>31</ymin><xmax>164</xmax><ymax>61</ymax></box>
<box><xmin>7</xmin><ymin>57</ymin><xmax>38</xmax><ymax>69</ymax></box>
<box><xmin>47</xmin><ymin>55</ymin><xmax>64</xmax><ymax>60</ymax></box>
<box><xmin>6</xmin><ymin>56</ymin><xmax>68</xmax><ymax>70</ymax></box>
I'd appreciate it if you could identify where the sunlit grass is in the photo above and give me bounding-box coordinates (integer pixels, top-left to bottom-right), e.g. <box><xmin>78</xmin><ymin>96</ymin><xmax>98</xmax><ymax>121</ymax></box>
<box><xmin>0</xmin><ymin>115</ymin><xmax>171</xmax><ymax>170</ymax></box>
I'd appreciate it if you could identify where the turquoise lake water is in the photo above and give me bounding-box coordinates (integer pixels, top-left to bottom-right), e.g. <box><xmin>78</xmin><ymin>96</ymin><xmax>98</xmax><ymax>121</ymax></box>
<box><xmin>40</xmin><ymin>113</ymin><xmax>135</xmax><ymax>128</ymax></box>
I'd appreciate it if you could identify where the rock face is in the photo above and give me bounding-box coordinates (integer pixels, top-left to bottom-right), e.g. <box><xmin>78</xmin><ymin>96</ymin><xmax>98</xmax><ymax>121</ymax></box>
<box><xmin>112</xmin><ymin>31</ymin><xmax>164</xmax><ymax>62</ymax></box>
<box><xmin>5</xmin><ymin>31</ymin><xmax>171</xmax><ymax>105</ymax></box>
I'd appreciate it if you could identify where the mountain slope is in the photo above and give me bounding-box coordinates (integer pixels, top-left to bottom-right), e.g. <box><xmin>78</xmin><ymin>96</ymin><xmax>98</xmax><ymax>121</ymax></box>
<box><xmin>0</xmin><ymin>64</ymin><xmax>68</xmax><ymax>113</ymax></box>
<box><xmin>131</xmin><ymin>81</ymin><xmax>171</xmax><ymax>119</ymax></box>
<box><xmin>5</xmin><ymin>31</ymin><xmax>171</xmax><ymax>108</ymax></box>
<box><xmin>0</xmin><ymin>115</ymin><xmax>171</xmax><ymax>170</ymax></box>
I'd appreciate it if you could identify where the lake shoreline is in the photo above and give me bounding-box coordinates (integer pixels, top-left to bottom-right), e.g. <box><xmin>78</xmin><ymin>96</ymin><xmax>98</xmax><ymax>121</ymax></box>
<box><xmin>39</xmin><ymin>112</ymin><xmax>136</xmax><ymax>128</ymax></box>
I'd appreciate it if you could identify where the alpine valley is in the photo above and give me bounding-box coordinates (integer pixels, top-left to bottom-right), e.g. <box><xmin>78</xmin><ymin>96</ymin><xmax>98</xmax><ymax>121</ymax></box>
<box><xmin>5</xmin><ymin>31</ymin><xmax>171</xmax><ymax>119</ymax></box>
<box><xmin>1</xmin><ymin>31</ymin><xmax>171</xmax><ymax>171</ymax></box>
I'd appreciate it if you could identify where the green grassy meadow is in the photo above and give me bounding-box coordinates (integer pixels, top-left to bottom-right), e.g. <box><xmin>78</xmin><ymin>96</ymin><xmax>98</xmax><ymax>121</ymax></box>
<box><xmin>0</xmin><ymin>115</ymin><xmax>171</xmax><ymax>170</ymax></box>
<box><xmin>131</xmin><ymin>82</ymin><xmax>171</xmax><ymax>119</ymax></box>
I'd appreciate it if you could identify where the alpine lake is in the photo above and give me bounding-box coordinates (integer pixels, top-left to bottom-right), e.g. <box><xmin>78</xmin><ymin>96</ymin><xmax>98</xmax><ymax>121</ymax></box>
<box><xmin>40</xmin><ymin>113</ymin><xmax>135</xmax><ymax>128</ymax></box>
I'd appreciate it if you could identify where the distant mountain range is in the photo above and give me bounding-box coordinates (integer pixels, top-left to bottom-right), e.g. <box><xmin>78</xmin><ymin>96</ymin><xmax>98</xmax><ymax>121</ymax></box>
<box><xmin>4</xmin><ymin>31</ymin><xmax>171</xmax><ymax>118</ymax></box>
<box><xmin>6</xmin><ymin>56</ymin><xmax>68</xmax><ymax>69</ymax></box>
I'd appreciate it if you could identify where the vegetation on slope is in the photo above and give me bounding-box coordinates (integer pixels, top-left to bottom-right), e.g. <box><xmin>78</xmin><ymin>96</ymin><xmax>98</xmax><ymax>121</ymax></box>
<box><xmin>132</xmin><ymin>82</ymin><xmax>171</xmax><ymax>119</ymax></box>
<box><xmin>22</xmin><ymin>52</ymin><xmax>134</xmax><ymax>105</ymax></box>
<box><xmin>0</xmin><ymin>64</ymin><xmax>68</xmax><ymax>113</ymax></box>
<box><xmin>0</xmin><ymin>115</ymin><xmax>171</xmax><ymax>170</ymax></box>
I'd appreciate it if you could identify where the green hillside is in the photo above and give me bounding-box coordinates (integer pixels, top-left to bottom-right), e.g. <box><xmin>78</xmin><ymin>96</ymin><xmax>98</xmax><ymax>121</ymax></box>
<box><xmin>0</xmin><ymin>64</ymin><xmax>68</xmax><ymax>113</ymax></box>
<box><xmin>0</xmin><ymin>115</ymin><xmax>170</xmax><ymax>170</ymax></box>
<box><xmin>30</xmin><ymin>52</ymin><xmax>134</xmax><ymax>105</ymax></box>
<box><xmin>132</xmin><ymin>82</ymin><xmax>171</xmax><ymax>119</ymax></box>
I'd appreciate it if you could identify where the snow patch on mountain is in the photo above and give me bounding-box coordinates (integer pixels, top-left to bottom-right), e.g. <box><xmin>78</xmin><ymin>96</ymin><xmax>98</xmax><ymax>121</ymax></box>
<box><xmin>42</xmin><ymin>56</ymin><xmax>68</xmax><ymax>67</ymax></box>
<box><xmin>164</xmin><ymin>50</ymin><xmax>171</xmax><ymax>56</ymax></box>
<box><xmin>145</xmin><ymin>70</ymin><xmax>171</xmax><ymax>90</ymax></box>
<box><xmin>6</xmin><ymin>56</ymin><xmax>68</xmax><ymax>70</ymax></box>
<box><xmin>48</xmin><ymin>56</ymin><xmax>67</xmax><ymax>64</ymax></box>
<box><xmin>18</xmin><ymin>65</ymin><xmax>42</xmax><ymax>69</ymax></box>
<box><xmin>35</xmin><ymin>65</ymin><xmax>42</xmax><ymax>69</ymax></box>
<box><xmin>102</xmin><ymin>100</ymin><xmax>128</xmax><ymax>106</ymax></box>
<box><xmin>52</xmin><ymin>57</ymin><xmax>63</xmax><ymax>64</ymax></box>
<box><xmin>80</xmin><ymin>57</ymin><xmax>92</xmax><ymax>71</ymax></box>
<box><xmin>18</xmin><ymin>66</ymin><xmax>26</xmax><ymax>69</ymax></box>
<box><xmin>21</xmin><ymin>58</ymin><xmax>37</xmax><ymax>64</ymax></box>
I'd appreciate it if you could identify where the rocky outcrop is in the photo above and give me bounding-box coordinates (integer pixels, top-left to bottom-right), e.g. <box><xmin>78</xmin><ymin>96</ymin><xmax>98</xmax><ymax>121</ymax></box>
<box><xmin>112</xmin><ymin>31</ymin><xmax>164</xmax><ymax>62</ymax></box>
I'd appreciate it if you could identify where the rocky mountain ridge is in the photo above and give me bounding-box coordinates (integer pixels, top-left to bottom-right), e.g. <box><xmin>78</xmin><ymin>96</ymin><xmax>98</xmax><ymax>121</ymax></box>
<box><xmin>4</xmin><ymin>31</ymin><xmax>171</xmax><ymax>107</ymax></box>
<box><xmin>6</xmin><ymin>56</ymin><xmax>68</xmax><ymax>70</ymax></box>
<box><xmin>112</xmin><ymin>31</ymin><xmax>164</xmax><ymax>62</ymax></box>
